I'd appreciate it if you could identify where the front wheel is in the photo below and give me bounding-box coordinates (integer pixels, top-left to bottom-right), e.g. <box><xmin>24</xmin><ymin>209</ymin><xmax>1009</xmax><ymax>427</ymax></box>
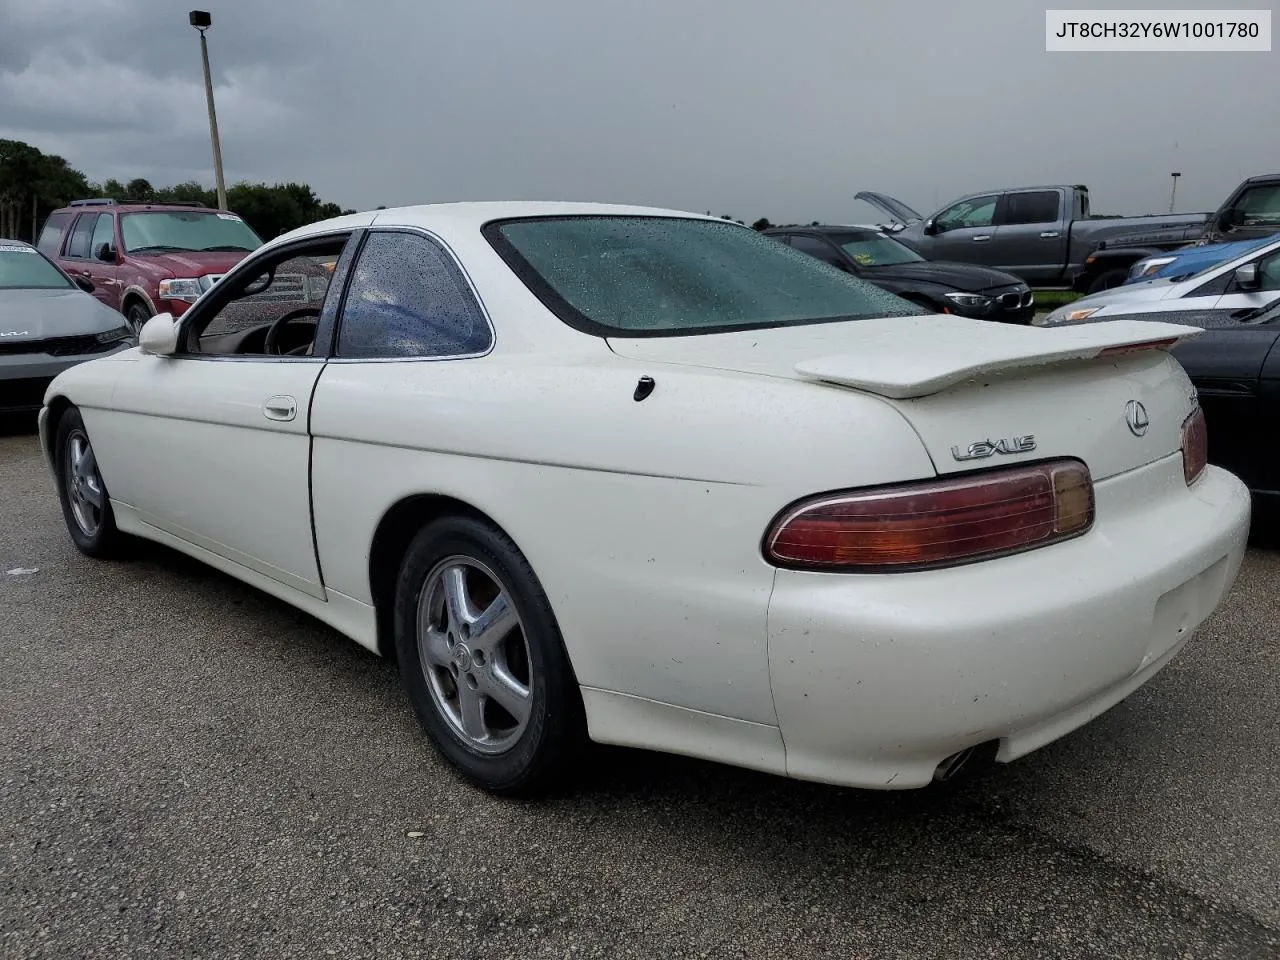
<box><xmin>125</xmin><ymin>301</ymin><xmax>152</xmax><ymax>334</ymax></box>
<box><xmin>54</xmin><ymin>407</ymin><xmax>129</xmax><ymax>559</ymax></box>
<box><xmin>393</xmin><ymin>515</ymin><xmax>585</xmax><ymax>795</ymax></box>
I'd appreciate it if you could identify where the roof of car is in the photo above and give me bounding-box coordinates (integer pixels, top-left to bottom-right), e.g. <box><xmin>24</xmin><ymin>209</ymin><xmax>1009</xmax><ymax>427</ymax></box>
<box><xmin>764</xmin><ymin>224</ymin><xmax>890</xmax><ymax>234</ymax></box>
<box><xmin>0</xmin><ymin>239</ymin><xmax>35</xmax><ymax>248</ymax></box>
<box><xmin>51</xmin><ymin>201</ymin><xmax>235</xmax><ymax>215</ymax></box>
<box><xmin>273</xmin><ymin>201</ymin><xmax>725</xmax><ymax>246</ymax></box>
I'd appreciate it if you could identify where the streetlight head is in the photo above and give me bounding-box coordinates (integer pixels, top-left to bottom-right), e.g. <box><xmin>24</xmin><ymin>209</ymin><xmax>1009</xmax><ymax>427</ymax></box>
<box><xmin>189</xmin><ymin>10</ymin><xmax>212</xmax><ymax>29</ymax></box>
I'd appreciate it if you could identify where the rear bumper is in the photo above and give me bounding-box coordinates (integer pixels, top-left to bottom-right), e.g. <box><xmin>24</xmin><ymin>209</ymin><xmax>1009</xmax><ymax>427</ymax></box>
<box><xmin>766</xmin><ymin>457</ymin><xmax>1251</xmax><ymax>789</ymax></box>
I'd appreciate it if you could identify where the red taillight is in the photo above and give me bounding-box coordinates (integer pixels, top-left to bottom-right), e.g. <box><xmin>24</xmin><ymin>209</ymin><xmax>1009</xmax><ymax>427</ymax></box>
<box><xmin>1181</xmin><ymin>406</ymin><xmax>1208</xmax><ymax>485</ymax></box>
<box><xmin>764</xmin><ymin>460</ymin><xmax>1094</xmax><ymax>572</ymax></box>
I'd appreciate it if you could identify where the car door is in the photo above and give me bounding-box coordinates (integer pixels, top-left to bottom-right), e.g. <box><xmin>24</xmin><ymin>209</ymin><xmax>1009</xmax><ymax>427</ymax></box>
<box><xmin>988</xmin><ymin>189</ymin><xmax>1065</xmax><ymax>283</ymax></box>
<box><xmin>918</xmin><ymin>194</ymin><xmax>1003</xmax><ymax>265</ymax></box>
<box><xmin>307</xmin><ymin>228</ymin><xmax>495</xmax><ymax>608</ymax></box>
<box><xmin>90</xmin><ymin>230</ymin><xmax>364</xmax><ymax>600</ymax></box>
<box><xmin>1172</xmin><ymin>318</ymin><xmax>1280</xmax><ymax>493</ymax></box>
<box><xmin>84</xmin><ymin>213</ymin><xmax>122</xmax><ymax>310</ymax></box>
<box><xmin>58</xmin><ymin>213</ymin><xmax>101</xmax><ymax>292</ymax></box>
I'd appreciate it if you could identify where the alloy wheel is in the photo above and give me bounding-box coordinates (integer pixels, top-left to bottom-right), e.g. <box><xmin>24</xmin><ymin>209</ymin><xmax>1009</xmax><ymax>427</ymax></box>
<box><xmin>65</xmin><ymin>429</ymin><xmax>105</xmax><ymax>537</ymax></box>
<box><xmin>416</xmin><ymin>556</ymin><xmax>533</xmax><ymax>755</ymax></box>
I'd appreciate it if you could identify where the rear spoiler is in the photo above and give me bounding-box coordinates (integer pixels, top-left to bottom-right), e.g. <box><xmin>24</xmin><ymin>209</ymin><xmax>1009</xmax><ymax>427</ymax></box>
<box><xmin>794</xmin><ymin>318</ymin><xmax>1200</xmax><ymax>400</ymax></box>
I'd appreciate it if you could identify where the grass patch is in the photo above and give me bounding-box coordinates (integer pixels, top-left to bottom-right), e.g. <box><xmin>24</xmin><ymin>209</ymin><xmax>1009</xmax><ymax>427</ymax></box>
<box><xmin>1032</xmin><ymin>289</ymin><xmax>1082</xmax><ymax>309</ymax></box>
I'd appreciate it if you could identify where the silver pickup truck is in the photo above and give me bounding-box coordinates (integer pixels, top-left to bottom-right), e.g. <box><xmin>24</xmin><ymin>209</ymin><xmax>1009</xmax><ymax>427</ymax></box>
<box><xmin>858</xmin><ymin>186</ymin><xmax>1208</xmax><ymax>292</ymax></box>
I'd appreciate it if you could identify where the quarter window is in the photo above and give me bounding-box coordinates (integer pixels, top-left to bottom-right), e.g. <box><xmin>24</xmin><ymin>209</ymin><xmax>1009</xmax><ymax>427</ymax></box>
<box><xmin>37</xmin><ymin>213</ymin><xmax>72</xmax><ymax>256</ymax></box>
<box><xmin>336</xmin><ymin>231</ymin><xmax>490</xmax><ymax>359</ymax></box>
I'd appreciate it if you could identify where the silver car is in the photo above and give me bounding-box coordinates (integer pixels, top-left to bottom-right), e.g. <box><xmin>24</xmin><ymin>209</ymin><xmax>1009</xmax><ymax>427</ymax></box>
<box><xmin>1037</xmin><ymin>234</ymin><xmax>1280</xmax><ymax>326</ymax></box>
<box><xmin>0</xmin><ymin>240</ymin><xmax>134</xmax><ymax>412</ymax></box>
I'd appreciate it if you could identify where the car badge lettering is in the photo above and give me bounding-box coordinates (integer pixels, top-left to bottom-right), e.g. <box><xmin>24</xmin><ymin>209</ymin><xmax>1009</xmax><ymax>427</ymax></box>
<box><xmin>1125</xmin><ymin>400</ymin><xmax>1150</xmax><ymax>437</ymax></box>
<box><xmin>950</xmin><ymin>435</ymin><xmax>1037</xmax><ymax>461</ymax></box>
<box><xmin>0</xmin><ymin>330</ymin><xmax>31</xmax><ymax>337</ymax></box>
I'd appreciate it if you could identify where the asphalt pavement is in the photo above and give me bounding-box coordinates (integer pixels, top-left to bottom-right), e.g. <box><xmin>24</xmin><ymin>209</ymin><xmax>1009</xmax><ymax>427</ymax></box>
<box><xmin>1</xmin><ymin>423</ymin><xmax>1277</xmax><ymax>959</ymax></box>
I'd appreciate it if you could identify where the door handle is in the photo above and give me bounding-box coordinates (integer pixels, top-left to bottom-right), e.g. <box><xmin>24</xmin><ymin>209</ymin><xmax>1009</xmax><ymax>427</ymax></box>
<box><xmin>262</xmin><ymin>395</ymin><xmax>297</xmax><ymax>422</ymax></box>
<box><xmin>972</xmin><ymin>235</ymin><xmax>991</xmax><ymax>242</ymax></box>
<box><xmin>1040</xmin><ymin>231</ymin><xmax>1061</xmax><ymax>238</ymax></box>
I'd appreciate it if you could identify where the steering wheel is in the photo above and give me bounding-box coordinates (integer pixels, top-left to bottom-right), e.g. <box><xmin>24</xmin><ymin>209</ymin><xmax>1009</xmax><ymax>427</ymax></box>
<box><xmin>263</xmin><ymin>307</ymin><xmax>321</xmax><ymax>356</ymax></box>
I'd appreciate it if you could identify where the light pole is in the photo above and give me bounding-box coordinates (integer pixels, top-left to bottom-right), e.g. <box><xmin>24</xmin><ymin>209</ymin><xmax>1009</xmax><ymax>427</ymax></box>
<box><xmin>1168</xmin><ymin>172</ymin><xmax>1181</xmax><ymax>214</ymax></box>
<box><xmin>190</xmin><ymin>10</ymin><xmax>227</xmax><ymax>211</ymax></box>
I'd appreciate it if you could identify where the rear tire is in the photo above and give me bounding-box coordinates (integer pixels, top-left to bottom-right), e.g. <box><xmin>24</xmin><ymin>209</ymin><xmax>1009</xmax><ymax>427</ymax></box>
<box><xmin>54</xmin><ymin>407</ymin><xmax>130</xmax><ymax>559</ymax></box>
<box><xmin>393</xmin><ymin>515</ymin><xmax>585</xmax><ymax>795</ymax></box>
<box><xmin>1086</xmin><ymin>268</ymin><xmax>1129</xmax><ymax>295</ymax></box>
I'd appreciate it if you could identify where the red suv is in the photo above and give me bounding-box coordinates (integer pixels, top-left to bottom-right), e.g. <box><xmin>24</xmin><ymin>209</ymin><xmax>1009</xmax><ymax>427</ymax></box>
<box><xmin>36</xmin><ymin>199</ymin><xmax>265</xmax><ymax>332</ymax></box>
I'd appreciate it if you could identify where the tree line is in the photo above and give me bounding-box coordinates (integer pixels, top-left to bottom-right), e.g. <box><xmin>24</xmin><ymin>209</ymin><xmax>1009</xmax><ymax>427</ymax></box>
<box><xmin>0</xmin><ymin>138</ymin><xmax>355</xmax><ymax>245</ymax></box>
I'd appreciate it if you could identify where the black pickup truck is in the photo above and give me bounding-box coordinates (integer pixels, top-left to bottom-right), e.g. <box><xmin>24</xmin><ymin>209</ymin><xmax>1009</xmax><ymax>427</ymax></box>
<box><xmin>857</xmin><ymin>173</ymin><xmax>1280</xmax><ymax>294</ymax></box>
<box><xmin>1073</xmin><ymin>174</ymin><xmax>1280</xmax><ymax>292</ymax></box>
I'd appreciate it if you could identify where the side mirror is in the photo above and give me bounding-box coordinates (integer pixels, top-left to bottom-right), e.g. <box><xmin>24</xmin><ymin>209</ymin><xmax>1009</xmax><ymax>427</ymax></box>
<box><xmin>95</xmin><ymin>243</ymin><xmax>117</xmax><ymax>263</ymax></box>
<box><xmin>1234</xmin><ymin>262</ymin><xmax>1261</xmax><ymax>289</ymax></box>
<box><xmin>73</xmin><ymin>275</ymin><xmax>95</xmax><ymax>293</ymax></box>
<box><xmin>923</xmin><ymin>218</ymin><xmax>939</xmax><ymax>236</ymax></box>
<box><xmin>138</xmin><ymin>312</ymin><xmax>179</xmax><ymax>356</ymax></box>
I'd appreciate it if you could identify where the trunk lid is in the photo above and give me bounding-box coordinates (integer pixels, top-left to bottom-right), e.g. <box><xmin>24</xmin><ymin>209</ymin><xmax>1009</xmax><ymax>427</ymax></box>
<box><xmin>608</xmin><ymin>315</ymin><xmax>1202</xmax><ymax>481</ymax></box>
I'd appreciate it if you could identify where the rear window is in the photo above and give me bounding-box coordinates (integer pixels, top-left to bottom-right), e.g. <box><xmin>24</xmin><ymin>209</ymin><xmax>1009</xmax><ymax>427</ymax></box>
<box><xmin>485</xmin><ymin>216</ymin><xmax>922</xmax><ymax>337</ymax></box>
<box><xmin>0</xmin><ymin>245</ymin><xmax>72</xmax><ymax>289</ymax></box>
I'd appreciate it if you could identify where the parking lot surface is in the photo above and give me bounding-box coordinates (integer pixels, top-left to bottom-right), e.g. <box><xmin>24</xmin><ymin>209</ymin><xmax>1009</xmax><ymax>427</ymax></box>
<box><xmin>1</xmin><ymin>426</ymin><xmax>1277</xmax><ymax>959</ymax></box>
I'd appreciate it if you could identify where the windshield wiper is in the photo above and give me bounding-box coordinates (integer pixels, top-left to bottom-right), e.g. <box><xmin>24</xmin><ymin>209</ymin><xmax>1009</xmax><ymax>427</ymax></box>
<box><xmin>127</xmin><ymin>245</ymin><xmax>186</xmax><ymax>254</ymax></box>
<box><xmin>198</xmin><ymin>245</ymin><xmax>255</xmax><ymax>252</ymax></box>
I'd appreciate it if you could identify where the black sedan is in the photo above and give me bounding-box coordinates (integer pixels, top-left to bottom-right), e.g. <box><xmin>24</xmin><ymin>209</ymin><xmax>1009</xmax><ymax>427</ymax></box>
<box><xmin>763</xmin><ymin>225</ymin><xmax>1035</xmax><ymax>323</ymax></box>
<box><xmin>1070</xmin><ymin>297</ymin><xmax>1280</xmax><ymax>521</ymax></box>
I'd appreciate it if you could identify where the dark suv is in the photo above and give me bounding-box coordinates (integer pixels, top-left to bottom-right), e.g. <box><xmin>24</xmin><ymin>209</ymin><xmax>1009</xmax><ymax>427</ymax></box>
<box><xmin>36</xmin><ymin>199</ymin><xmax>266</xmax><ymax>331</ymax></box>
<box><xmin>765</xmin><ymin>224</ymin><xmax>1035</xmax><ymax>323</ymax></box>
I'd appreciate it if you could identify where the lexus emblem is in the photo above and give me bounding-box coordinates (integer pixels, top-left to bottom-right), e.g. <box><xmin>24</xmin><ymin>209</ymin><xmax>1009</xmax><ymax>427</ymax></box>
<box><xmin>1125</xmin><ymin>400</ymin><xmax>1150</xmax><ymax>437</ymax></box>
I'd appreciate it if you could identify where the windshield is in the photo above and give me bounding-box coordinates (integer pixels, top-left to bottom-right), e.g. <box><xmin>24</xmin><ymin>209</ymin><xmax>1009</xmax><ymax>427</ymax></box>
<box><xmin>120</xmin><ymin>212</ymin><xmax>263</xmax><ymax>255</ymax></box>
<box><xmin>0</xmin><ymin>244</ymin><xmax>72</xmax><ymax>289</ymax></box>
<box><xmin>486</xmin><ymin>216</ymin><xmax>923</xmax><ymax>336</ymax></box>
<box><xmin>831</xmin><ymin>230</ymin><xmax>924</xmax><ymax>266</ymax></box>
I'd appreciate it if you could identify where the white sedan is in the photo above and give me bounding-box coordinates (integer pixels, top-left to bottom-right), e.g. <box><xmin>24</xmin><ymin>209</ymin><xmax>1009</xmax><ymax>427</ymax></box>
<box><xmin>39</xmin><ymin>202</ymin><xmax>1251</xmax><ymax>795</ymax></box>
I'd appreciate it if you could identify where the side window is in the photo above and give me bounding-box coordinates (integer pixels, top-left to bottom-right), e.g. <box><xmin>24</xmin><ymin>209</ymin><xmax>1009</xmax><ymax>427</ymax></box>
<box><xmin>65</xmin><ymin>214</ymin><xmax>99</xmax><ymax>259</ymax></box>
<box><xmin>336</xmin><ymin>231</ymin><xmax>490</xmax><ymax>359</ymax></box>
<box><xmin>184</xmin><ymin>237</ymin><xmax>348</xmax><ymax>356</ymax></box>
<box><xmin>935</xmin><ymin>195</ymin><xmax>998</xmax><ymax>232</ymax></box>
<box><xmin>1232</xmin><ymin>184</ymin><xmax>1280</xmax><ymax>228</ymax></box>
<box><xmin>1002</xmin><ymin>191</ymin><xmax>1060</xmax><ymax>225</ymax></box>
<box><xmin>1257</xmin><ymin>250</ymin><xmax>1280</xmax><ymax>291</ymax></box>
<box><xmin>765</xmin><ymin>233</ymin><xmax>791</xmax><ymax>246</ymax></box>
<box><xmin>789</xmin><ymin>235</ymin><xmax>845</xmax><ymax>267</ymax></box>
<box><xmin>37</xmin><ymin>213</ymin><xmax>72</xmax><ymax>256</ymax></box>
<box><xmin>90</xmin><ymin>215</ymin><xmax>116</xmax><ymax>259</ymax></box>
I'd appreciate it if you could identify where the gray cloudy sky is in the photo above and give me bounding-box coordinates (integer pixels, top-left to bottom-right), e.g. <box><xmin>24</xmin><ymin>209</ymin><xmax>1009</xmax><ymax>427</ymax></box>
<box><xmin>1</xmin><ymin>0</ymin><xmax>1276</xmax><ymax>222</ymax></box>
